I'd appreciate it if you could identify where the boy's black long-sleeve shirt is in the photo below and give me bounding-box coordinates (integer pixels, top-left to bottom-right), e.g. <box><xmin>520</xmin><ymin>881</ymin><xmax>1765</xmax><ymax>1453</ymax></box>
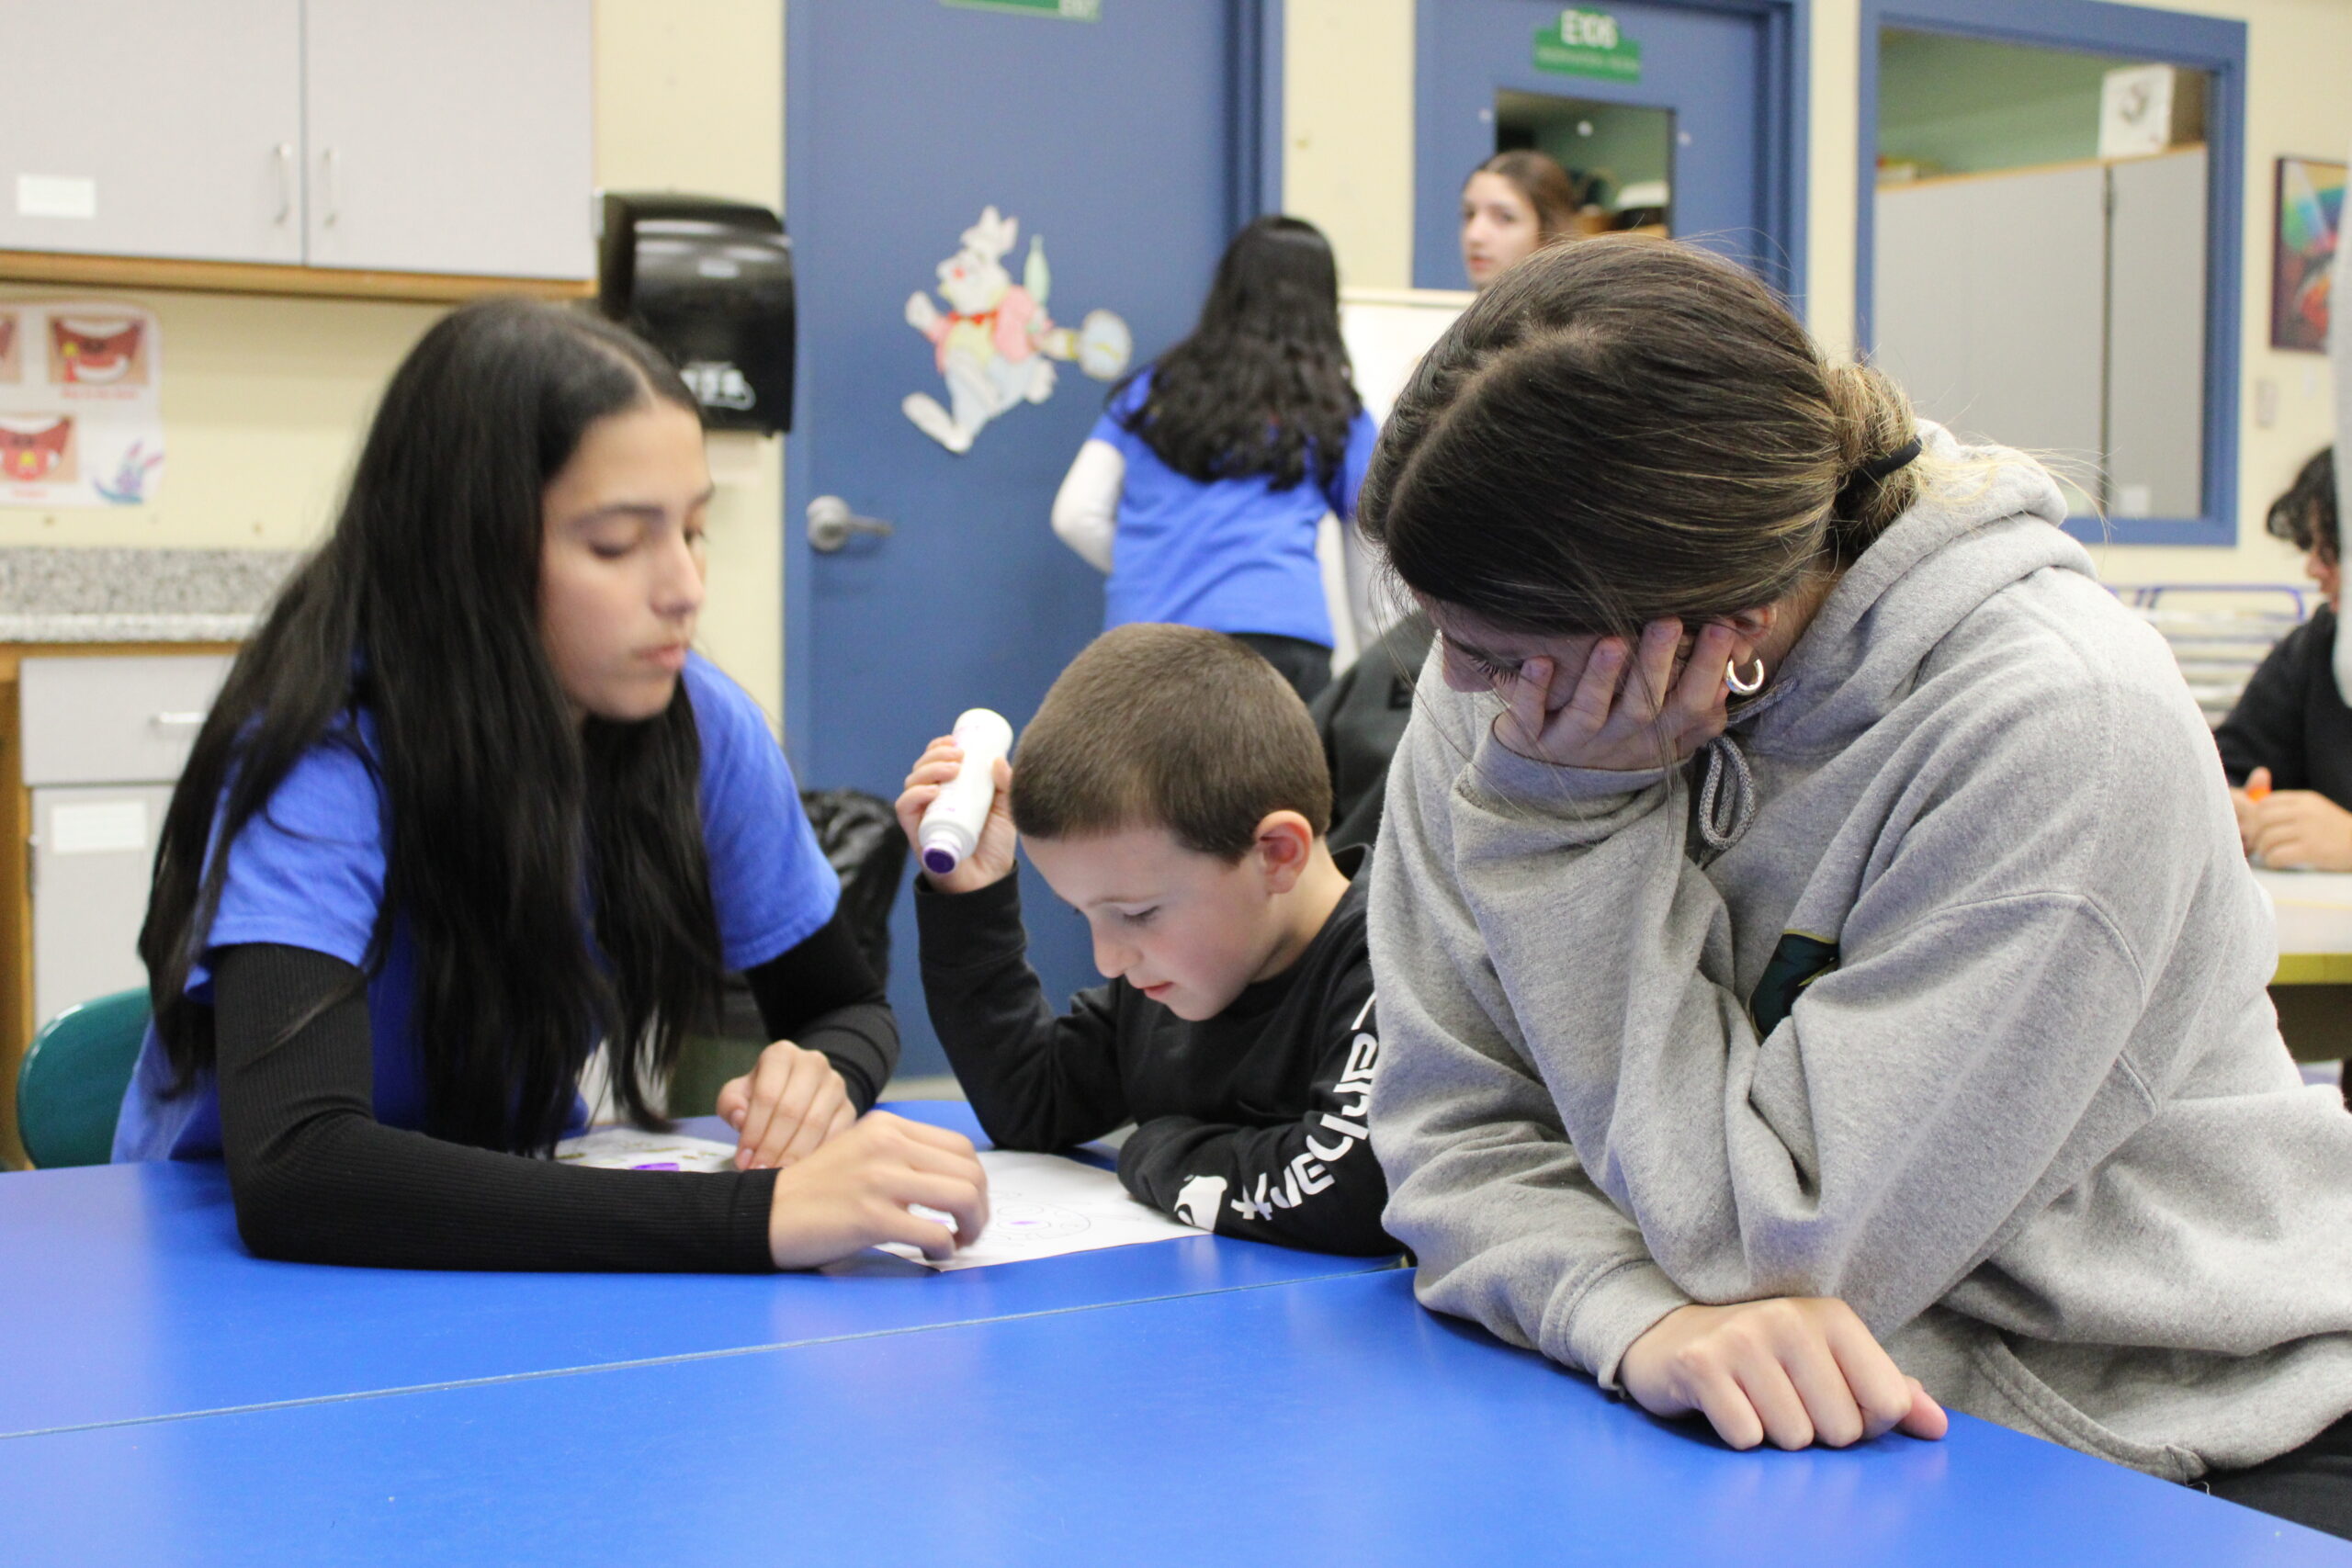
<box><xmin>2214</xmin><ymin>605</ymin><xmax>2352</xmax><ymax>809</ymax></box>
<box><xmin>917</xmin><ymin>846</ymin><xmax>1395</xmax><ymax>1257</ymax></box>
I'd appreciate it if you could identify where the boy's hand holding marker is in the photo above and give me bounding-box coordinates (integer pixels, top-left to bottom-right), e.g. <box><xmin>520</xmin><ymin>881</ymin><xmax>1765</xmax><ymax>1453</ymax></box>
<box><xmin>897</xmin><ymin>736</ymin><xmax>1019</xmax><ymax>893</ymax></box>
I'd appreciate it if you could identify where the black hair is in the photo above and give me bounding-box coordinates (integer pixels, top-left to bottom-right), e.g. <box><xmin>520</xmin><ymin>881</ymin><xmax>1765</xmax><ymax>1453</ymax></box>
<box><xmin>140</xmin><ymin>297</ymin><xmax>722</xmax><ymax>1155</ymax></box>
<box><xmin>1116</xmin><ymin>215</ymin><xmax>1361</xmax><ymax>494</ymax></box>
<box><xmin>2266</xmin><ymin>447</ymin><xmax>2337</xmax><ymax>564</ymax></box>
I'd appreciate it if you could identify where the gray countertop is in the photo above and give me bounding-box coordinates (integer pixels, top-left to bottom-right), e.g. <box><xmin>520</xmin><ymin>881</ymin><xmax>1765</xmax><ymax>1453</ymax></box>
<box><xmin>0</xmin><ymin>547</ymin><xmax>301</xmax><ymax>643</ymax></box>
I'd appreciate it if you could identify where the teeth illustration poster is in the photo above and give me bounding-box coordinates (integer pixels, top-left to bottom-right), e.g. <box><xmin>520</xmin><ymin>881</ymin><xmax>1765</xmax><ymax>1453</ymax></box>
<box><xmin>903</xmin><ymin>205</ymin><xmax>1131</xmax><ymax>455</ymax></box>
<box><xmin>0</xmin><ymin>299</ymin><xmax>165</xmax><ymax>507</ymax></box>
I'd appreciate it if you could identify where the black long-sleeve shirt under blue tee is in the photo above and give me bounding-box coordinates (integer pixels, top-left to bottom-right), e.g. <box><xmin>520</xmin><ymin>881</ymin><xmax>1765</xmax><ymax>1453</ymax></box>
<box><xmin>915</xmin><ymin>844</ymin><xmax>1394</xmax><ymax>1257</ymax></box>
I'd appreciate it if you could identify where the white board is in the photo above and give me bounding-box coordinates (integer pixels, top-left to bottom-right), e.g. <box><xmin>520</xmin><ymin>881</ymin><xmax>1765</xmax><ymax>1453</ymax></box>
<box><xmin>1328</xmin><ymin>288</ymin><xmax>1475</xmax><ymax>653</ymax></box>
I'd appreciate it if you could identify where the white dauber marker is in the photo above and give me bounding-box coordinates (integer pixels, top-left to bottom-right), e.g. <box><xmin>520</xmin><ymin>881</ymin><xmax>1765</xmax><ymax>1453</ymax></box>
<box><xmin>917</xmin><ymin>708</ymin><xmax>1014</xmax><ymax>877</ymax></box>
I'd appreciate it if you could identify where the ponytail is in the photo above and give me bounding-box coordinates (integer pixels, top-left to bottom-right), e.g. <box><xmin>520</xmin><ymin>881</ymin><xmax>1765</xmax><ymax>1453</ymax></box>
<box><xmin>1823</xmin><ymin>362</ymin><xmax>1924</xmax><ymax>561</ymax></box>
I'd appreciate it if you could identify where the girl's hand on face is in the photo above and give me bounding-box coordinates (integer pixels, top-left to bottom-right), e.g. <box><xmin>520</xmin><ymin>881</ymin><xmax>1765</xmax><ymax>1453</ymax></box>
<box><xmin>1619</xmin><ymin>1298</ymin><xmax>1949</xmax><ymax>1451</ymax></box>
<box><xmin>893</xmin><ymin>739</ymin><xmax>1019</xmax><ymax>894</ymax></box>
<box><xmin>2246</xmin><ymin>786</ymin><xmax>2352</xmax><ymax>872</ymax></box>
<box><xmin>1493</xmin><ymin>620</ymin><xmax>1738</xmax><ymax>773</ymax></box>
<box><xmin>718</xmin><ymin>1040</ymin><xmax>857</xmax><ymax>1170</ymax></box>
<box><xmin>765</xmin><ymin>1113</ymin><xmax>990</xmax><ymax>1268</ymax></box>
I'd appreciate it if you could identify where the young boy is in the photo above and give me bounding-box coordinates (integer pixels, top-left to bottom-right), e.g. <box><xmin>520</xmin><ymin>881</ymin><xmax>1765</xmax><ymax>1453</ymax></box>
<box><xmin>895</xmin><ymin>623</ymin><xmax>1393</xmax><ymax>1255</ymax></box>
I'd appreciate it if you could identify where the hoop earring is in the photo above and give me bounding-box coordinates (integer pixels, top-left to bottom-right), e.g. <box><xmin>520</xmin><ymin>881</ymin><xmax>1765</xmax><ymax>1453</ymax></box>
<box><xmin>1725</xmin><ymin>657</ymin><xmax>1767</xmax><ymax>696</ymax></box>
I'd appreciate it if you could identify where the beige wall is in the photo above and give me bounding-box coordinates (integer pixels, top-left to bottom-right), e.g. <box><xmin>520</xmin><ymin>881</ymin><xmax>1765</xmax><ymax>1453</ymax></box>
<box><xmin>594</xmin><ymin>0</ymin><xmax>786</xmax><ymax>727</ymax></box>
<box><xmin>1284</xmin><ymin>0</ymin><xmax>1419</xmax><ymax>291</ymax></box>
<box><xmin>1282</xmin><ymin>0</ymin><xmax>2349</xmax><ymax>589</ymax></box>
<box><xmin>0</xmin><ymin>0</ymin><xmax>790</xmax><ymax>725</ymax></box>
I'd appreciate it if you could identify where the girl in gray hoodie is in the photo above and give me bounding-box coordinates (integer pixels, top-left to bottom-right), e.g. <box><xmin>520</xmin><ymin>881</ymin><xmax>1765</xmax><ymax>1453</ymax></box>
<box><xmin>1359</xmin><ymin>237</ymin><xmax>2352</xmax><ymax>1538</ymax></box>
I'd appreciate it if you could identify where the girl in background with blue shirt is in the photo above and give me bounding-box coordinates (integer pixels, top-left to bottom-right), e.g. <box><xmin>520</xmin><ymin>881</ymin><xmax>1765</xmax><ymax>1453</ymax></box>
<box><xmin>1050</xmin><ymin>215</ymin><xmax>1377</xmax><ymax>703</ymax></box>
<box><xmin>117</xmin><ymin>299</ymin><xmax>987</xmax><ymax>1272</ymax></box>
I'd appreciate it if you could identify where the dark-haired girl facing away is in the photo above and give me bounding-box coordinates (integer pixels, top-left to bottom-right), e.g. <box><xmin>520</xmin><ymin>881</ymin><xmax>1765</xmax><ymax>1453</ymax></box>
<box><xmin>1360</xmin><ymin>238</ymin><xmax>2352</xmax><ymax>1537</ymax></box>
<box><xmin>116</xmin><ymin>299</ymin><xmax>987</xmax><ymax>1271</ymax></box>
<box><xmin>1050</xmin><ymin>215</ymin><xmax>1375</xmax><ymax>702</ymax></box>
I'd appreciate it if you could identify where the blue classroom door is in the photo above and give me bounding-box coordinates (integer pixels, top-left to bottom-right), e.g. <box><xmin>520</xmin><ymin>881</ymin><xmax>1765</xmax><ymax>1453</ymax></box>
<box><xmin>785</xmin><ymin>2</ymin><xmax>1275</xmax><ymax>1077</ymax></box>
<box><xmin>1414</xmin><ymin>0</ymin><xmax>1804</xmax><ymax>292</ymax></box>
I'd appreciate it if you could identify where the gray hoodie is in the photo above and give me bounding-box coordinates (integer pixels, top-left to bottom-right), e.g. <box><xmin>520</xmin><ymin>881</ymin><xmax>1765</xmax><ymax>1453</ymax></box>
<box><xmin>1368</xmin><ymin>426</ymin><xmax>2352</xmax><ymax>1480</ymax></box>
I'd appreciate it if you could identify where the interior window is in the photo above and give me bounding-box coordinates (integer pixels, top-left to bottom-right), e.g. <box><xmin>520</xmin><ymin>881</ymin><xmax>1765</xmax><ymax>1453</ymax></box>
<box><xmin>1496</xmin><ymin>89</ymin><xmax>1676</xmax><ymax>239</ymax></box>
<box><xmin>1872</xmin><ymin>28</ymin><xmax>2211</xmax><ymax>520</ymax></box>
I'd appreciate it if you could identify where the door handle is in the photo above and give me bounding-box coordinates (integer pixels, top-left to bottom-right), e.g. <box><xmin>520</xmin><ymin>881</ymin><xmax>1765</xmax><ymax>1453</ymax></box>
<box><xmin>806</xmin><ymin>495</ymin><xmax>895</xmax><ymax>553</ymax></box>
<box><xmin>152</xmin><ymin>712</ymin><xmax>208</xmax><ymax>729</ymax></box>
<box><xmin>273</xmin><ymin>143</ymin><xmax>295</xmax><ymax>224</ymax></box>
<box><xmin>320</xmin><ymin>146</ymin><xmax>339</xmax><ymax>228</ymax></box>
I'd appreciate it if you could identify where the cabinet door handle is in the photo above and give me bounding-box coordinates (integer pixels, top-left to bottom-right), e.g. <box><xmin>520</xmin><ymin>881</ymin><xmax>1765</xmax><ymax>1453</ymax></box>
<box><xmin>151</xmin><ymin>712</ymin><xmax>208</xmax><ymax>729</ymax></box>
<box><xmin>320</xmin><ymin>146</ymin><xmax>339</xmax><ymax>228</ymax></box>
<box><xmin>274</xmin><ymin>143</ymin><xmax>295</xmax><ymax>224</ymax></box>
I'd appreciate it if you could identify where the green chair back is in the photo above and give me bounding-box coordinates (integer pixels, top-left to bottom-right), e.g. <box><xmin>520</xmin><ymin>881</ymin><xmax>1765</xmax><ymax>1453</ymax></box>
<box><xmin>16</xmin><ymin>988</ymin><xmax>152</xmax><ymax>1168</ymax></box>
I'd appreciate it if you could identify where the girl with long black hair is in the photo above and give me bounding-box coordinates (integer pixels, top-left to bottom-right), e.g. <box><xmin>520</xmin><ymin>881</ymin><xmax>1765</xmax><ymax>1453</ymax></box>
<box><xmin>1049</xmin><ymin>214</ymin><xmax>1374</xmax><ymax>702</ymax></box>
<box><xmin>117</xmin><ymin>298</ymin><xmax>987</xmax><ymax>1272</ymax></box>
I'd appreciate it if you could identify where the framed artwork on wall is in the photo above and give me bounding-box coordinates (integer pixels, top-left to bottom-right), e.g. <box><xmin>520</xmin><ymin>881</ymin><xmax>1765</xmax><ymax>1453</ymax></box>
<box><xmin>2272</xmin><ymin>154</ymin><xmax>2344</xmax><ymax>353</ymax></box>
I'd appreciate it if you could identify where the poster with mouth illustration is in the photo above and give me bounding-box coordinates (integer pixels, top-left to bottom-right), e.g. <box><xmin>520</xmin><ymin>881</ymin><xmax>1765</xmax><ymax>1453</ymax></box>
<box><xmin>0</xmin><ymin>298</ymin><xmax>164</xmax><ymax>507</ymax></box>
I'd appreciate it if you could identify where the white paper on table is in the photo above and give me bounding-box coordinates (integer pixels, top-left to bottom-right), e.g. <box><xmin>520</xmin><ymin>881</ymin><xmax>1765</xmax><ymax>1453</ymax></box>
<box><xmin>550</xmin><ymin>1134</ymin><xmax>1206</xmax><ymax>1272</ymax></box>
<box><xmin>883</xmin><ymin>1148</ymin><xmax>1205</xmax><ymax>1271</ymax></box>
<box><xmin>554</xmin><ymin>1127</ymin><xmax>740</xmax><ymax>1172</ymax></box>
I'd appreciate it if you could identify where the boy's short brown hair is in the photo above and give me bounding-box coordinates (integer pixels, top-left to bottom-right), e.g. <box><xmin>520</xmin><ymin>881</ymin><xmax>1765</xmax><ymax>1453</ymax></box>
<box><xmin>1011</xmin><ymin>624</ymin><xmax>1332</xmax><ymax>860</ymax></box>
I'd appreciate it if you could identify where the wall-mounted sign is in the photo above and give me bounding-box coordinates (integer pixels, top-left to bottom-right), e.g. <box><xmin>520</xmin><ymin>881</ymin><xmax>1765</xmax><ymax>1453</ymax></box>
<box><xmin>0</xmin><ymin>298</ymin><xmax>164</xmax><ymax>507</ymax></box>
<box><xmin>902</xmin><ymin>205</ymin><xmax>1131</xmax><ymax>455</ymax></box>
<box><xmin>1533</xmin><ymin>8</ymin><xmax>1640</xmax><ymax>84</ymax></box>
<box><xmin>942</xmin><ymin>0</ymin><xmax>1100</xmax><ymax>21</ymax></box>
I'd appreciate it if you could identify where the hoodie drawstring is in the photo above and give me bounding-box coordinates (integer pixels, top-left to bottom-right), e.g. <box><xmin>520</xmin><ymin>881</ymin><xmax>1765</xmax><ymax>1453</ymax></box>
<box><xmin>1696</xmin><ymin>735</ymin><xmax>1757</xmax><ymax>853</ymax></box>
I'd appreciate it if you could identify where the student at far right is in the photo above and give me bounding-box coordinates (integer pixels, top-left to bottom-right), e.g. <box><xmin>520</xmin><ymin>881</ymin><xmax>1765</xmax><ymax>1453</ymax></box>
<box><xmin>1359</xmin><ymin>238</ymin><xmax>2352</xmax><ymax>1539</ymax></box>
<box><xmin>894</xmin><ymin>624</ymin><xmax>1392</xmax><ymax>1256</ymax></box>
<box><xmin>2217</xmin><ymin>449</ymin><xmax>2352</xmax><ymax>869</ymax></box>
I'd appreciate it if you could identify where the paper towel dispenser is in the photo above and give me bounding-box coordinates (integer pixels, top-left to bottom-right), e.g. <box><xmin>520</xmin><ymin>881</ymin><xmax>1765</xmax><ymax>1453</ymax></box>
<box><xmin>597</xmin><ymin>193</ymin><xmax>794</xmax><ymax>435</ymax></box>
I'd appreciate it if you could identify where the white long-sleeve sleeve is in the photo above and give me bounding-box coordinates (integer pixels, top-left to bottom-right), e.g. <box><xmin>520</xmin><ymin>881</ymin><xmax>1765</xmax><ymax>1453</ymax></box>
<box><xmin>1050</xmin><ymin>438</ymin><xmax>1124</xmax><ymax>573</ymax></box>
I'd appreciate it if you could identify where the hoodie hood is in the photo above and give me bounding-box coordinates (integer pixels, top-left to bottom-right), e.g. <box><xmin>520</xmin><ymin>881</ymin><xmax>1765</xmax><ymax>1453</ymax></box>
<box><xmin>1741</xmin><ymin>423</ymin><xmax>2080</xmax><ymax>758</ymax></box>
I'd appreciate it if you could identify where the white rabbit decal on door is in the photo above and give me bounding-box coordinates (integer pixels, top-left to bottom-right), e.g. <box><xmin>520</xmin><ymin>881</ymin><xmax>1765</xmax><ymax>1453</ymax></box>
<box><xmin>903</xmin><ymin>205</ymin><xmax>1132</xmax><ymax>454</ymax></box>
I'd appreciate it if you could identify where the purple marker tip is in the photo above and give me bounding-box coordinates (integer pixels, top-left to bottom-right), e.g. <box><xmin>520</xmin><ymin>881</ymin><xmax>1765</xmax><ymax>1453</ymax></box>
<box><xmin>922</xmin><ymin>847</ymin><xmax>958</xmax><ymax>875</ymax></box>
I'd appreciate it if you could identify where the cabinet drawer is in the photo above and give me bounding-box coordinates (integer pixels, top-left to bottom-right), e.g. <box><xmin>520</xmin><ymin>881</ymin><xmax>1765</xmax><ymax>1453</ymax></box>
<box><xmin>20</xmin><ymin>655</ymin><xmax>234</xmax><ymax>786</ymax></box>
<box><xmin>31</xmin><ymin>784</ymin><xmax>174</xmax><ymax>1028</ymax></box>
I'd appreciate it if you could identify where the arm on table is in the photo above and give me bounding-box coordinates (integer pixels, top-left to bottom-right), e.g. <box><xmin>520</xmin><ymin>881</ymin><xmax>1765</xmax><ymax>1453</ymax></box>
<box><xmin>916</xmin><ymin>871</ymin><xmax>1131</xmax><ymax>1151</ymax></box>
<box><xmin>1119</xmin><ymin>974</ymin><xmax>1394</xmax><ymax>1255</ymax></box>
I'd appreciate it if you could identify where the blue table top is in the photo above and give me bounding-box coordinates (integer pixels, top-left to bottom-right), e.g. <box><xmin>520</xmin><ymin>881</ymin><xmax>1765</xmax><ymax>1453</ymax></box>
<box><xmin>0</xmin><ymin>1101</ymin><xmax>1394</xmax><ymax>1437</ymax></box>
<box><xmin>3</xmin><ymin>1269</ymin><xmax>2340</xmax><ymax>1568</ymax></box>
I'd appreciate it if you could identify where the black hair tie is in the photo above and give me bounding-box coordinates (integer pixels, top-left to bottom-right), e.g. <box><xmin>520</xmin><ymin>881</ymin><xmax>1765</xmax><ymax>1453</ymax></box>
<box><xmin>1833</xmin><ymin>434</ymin><xmax>1923</xmax><ymax>521</ymax></box>
<box><xmin>1857</xmin><ymin>435</ymin><xmax>1923</xmax><ymax>482</ymax></box>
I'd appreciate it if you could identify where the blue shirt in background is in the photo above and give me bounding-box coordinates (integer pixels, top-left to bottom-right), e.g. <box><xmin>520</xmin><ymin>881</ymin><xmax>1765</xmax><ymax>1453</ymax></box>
<box><xmin>1093</xmin><ymin>370</ymin><xmax>1378</xmax><ymax>647</ymax></box>
<box><xmin>113</xmin><ymin>654</ymin><xmax>838</xmax><ymax>1162</ymax></box>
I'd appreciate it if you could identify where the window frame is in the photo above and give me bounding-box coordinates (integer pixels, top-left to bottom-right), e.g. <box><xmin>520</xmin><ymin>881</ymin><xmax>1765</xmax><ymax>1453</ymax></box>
<box><xmin>1856</xmin><ymin>0</ymin><xmax>2247</xmax><ymax>545</ymax></box>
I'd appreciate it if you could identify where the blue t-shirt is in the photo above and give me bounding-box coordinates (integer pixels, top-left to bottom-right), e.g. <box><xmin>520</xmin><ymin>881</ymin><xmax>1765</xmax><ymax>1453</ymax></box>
<box><xmin>1094</xmin><ymin>370</ymin><xmax>1379</xmax><ymax>646</ymax></box>
<box><xmin>113</xmin><ymin>655</ymin><xmax>839</xmax><ymax>1162</ymax></box>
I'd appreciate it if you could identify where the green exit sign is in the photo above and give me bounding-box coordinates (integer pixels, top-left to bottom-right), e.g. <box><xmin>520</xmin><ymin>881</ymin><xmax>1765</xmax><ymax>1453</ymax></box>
<box><xmin>943</xmin><ymin>0</ymin><xmax>1101</xmax><ymax>19</ymax></box>
<box><xmin>1533</xmin><ymin>7</ymin><xmax>1641</xmax><ymax>82</ymax></box>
